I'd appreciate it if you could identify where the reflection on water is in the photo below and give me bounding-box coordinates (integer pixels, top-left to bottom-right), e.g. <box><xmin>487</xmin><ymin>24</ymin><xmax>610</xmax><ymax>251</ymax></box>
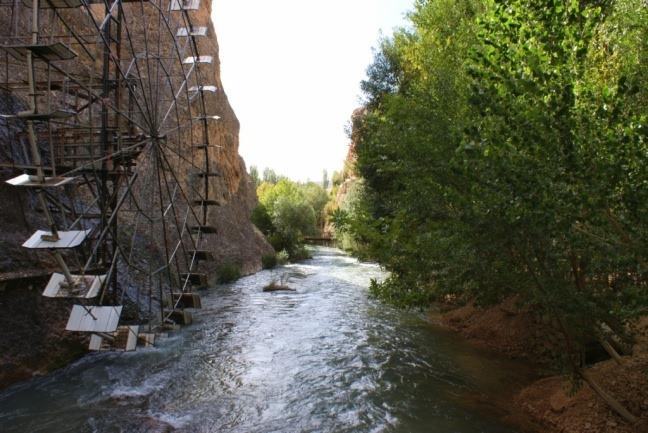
<box><xmin>0</xmin><ymin>247</ymin><xmax>532</xmax><ymax>433</ymax></box>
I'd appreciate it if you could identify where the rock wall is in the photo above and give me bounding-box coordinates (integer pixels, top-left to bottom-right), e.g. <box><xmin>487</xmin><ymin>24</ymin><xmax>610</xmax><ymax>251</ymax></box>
<box><xmin>184</xmin><ymin>1</ymin><xmax>274</xmax><ymax>275</ymax></box>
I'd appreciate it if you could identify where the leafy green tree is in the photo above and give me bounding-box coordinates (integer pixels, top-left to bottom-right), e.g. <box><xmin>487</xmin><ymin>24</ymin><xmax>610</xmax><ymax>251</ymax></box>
<box><xmin>331</xmin><ymin>170</ymin><xmax>343</xmax><ymax>187</ymax></box>
<box><xmin>301</xmin><ymin>182</ymin><xmax>329</xmax><ymax>229</ymax></box>
<box><xmin>322</xmin><ymin>169</ymin><xmax>329</xmax><ymax>190</ymax></box>
<box><xmin>249</xmin><ymin>165</ymin><xmax>260</xmax><ymax>188</ymax></box>
<box><xmin>251</xmin><ymin>203</ymin><xmax>273</xmax><ymax>235</ymax></box>
<box><xmin>253</xmin><ymin>176</ymin><xmax>325</xmax><ymax>260</ymax></box>
<box><xmin>262</xmin><ymin>167</ymin><xmax>281</xmax><ymax>184</ymax></box>
<box><xmin>459</xmin><ymin>1</ymin><xmax>646</xmax><ymax>421</ymax></box>
<box><xmin>342</xmin><ymin>0</ymin><xmax>647</xmax><ymax>422</ymax></box>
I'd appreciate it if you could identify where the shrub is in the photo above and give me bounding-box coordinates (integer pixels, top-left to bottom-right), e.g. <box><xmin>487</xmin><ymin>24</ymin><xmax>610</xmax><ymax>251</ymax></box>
<box><xmin>290</xmin><ymin>245</ymin><xmax>312</xmax><ymax>262</ymax></box>
<box><xmin>261</xmin><ymin>253</ymin><xmax>277</xmax><ymax>269</ymax></box>
<box><xmin>216</xmin><ymin>262</ymin><xmax>241</xmax><ymax>284</ymax></box>
<box><xmin>251</xmin><ymin>203</ymin><xmax>273</xmax><ymax>235</ymax></box>
<box><xmin>276</xmin><ymin>250</ymin><xmax>289</xmax><ymax>265</ymax></box>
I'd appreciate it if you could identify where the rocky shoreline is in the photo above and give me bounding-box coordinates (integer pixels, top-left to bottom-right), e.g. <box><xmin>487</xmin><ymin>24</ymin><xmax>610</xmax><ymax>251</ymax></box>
<box><xmin>432</xmin><ymin>300</ymin><xmax>648</xmax><ymax>433</ymax></box>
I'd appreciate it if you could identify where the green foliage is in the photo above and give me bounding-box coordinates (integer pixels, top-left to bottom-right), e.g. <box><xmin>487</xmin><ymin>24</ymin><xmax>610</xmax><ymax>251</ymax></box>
<box><xmin>369</xmin><ymin>275</ymin><xmax>434</xmax><ymax>309</ymax></box>
<box><xmin>217</xmin><ymin>262</ymin><xmax>241</xmax><ymax>284</ymax></box>
<box><xmin>290</xmin><ymin>244</ymin><xmax>312</xmax><ymax>261</ymax></box>
<box><xmin>249</xmin><ymin>165</ymin><xmax>260</xmax><ymax>188</ymax></box>
<box><xmin>276</xmin><ymin>250</ymin><xmax>290</xmax><ymax>265</ymax></box>
<box><xmin>322</xmin><ymin>169</ymin><xmax>329</xmax><ymax>190</ymax></box>
<box><xmin>330</xmin><ymin>208</ymin><xmax>350</xmax><ymax>233</ymax></box>
<box><xmin>345</xmin><ymin>0</ymin><xmax>648</xmax><ymax>378</ymax></box>
<box><xmin>261</xmin><ymin>253</ymin><xmax>278</xmax><ymax>269</ymax></box>
<box><xmin>262</xmin><ymin>167</ymin><xmax>283</xmax><ymax>184</ymax></box>
<box><xmin>331</xmin><ymin>170</ymin><xmax>344</xmax><ymax>187</ymax></box>
<box><xmin>251</xmin><ymin>203</ymin><xmax>273</xmax><ymax>235</ymax></box>
<box><xmin>272</xmin><ymin>195</ymin><xmax>317</xmax><ymax>239</ymax></box>
<box><xmin>254</xmin><ymin>175</ymin><xmax>327</xmax><ymax>261</ymax></box>
<box><xmin>300</xmin><ymin>182</ymin><xmax>329</xmax><ymax>228</ymax></box>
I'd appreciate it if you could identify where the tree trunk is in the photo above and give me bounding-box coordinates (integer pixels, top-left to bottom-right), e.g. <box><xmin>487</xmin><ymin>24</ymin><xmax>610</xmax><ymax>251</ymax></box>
<box><xmin>597</xmin><ymin>335</ymin><xmax>624</xmax><ymax>365</ymax></box>
<box><xmin>578</xmin><ymin>369</ymin><xmax>638</xmax><ymax>425</ymax></box>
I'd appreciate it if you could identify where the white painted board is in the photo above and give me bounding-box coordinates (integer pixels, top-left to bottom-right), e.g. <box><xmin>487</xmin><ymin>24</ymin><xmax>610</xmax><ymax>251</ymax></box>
<box><xmin>7</xmin><ymin>173</ymin><xmax>75</xmax><ymax>187</ymax></box>
<box><xmin>177</xmin><ymin>27</ymin><xmax>207</xmax><ymax>37</ymax></box>
<box><xmin>170</xmin><ymin>0</ymin><xmax>199</xmax><ymax>10</ymax></box>
<box><xmin>88</xmin><ymin>334</ymin><xmax>103</xmax><ymax>351</ymax></box>
<box><xmin>125</xmin><ymin>326</ymin><xmax>140</xmax><ymax>351</ymax></box>
<box><xmin>195</xmin><ymin>115</ymin><xmax>220</xmax><ymax>121</ymax></box>
<box><xmin>183</xmin><ymin>55</ymin><xmax>212</xmax><ymax>65</ymax></box>
<box><xmin>42</xmin><ymin>273</ymin><xmax>104</xmax><ymax>298</ymax></box>
<box><xmin>189</xmin><ymin>85</ymin><xmax>217</xmax><ymax>93</ymax></box>
<box><xmin>22</xmin><ymin>229</ymin><xmax>90</xmax><ymax>249</ymax></box>
<box><xmin>66</xmin><ymin>305</ymin><xmax>122</xmax><ymax>332</ymax></box>
<box><xmin>138</xmin><ymin>332</ymin><xmax>156</xmax><ymax>347</ymax></box>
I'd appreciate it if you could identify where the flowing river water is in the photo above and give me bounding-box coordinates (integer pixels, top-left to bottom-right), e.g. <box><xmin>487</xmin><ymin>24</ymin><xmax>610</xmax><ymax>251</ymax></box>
<box><xmin>0</xmin><ymin>247</ymin><xmax>535</xmax><ymax>433</ymax></box>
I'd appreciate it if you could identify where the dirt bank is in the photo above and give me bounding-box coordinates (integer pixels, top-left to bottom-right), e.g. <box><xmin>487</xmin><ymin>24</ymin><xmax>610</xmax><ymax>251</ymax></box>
<box><xmin>0</xmin><ymin>274</ymin><xmax>88</xmax><ymax>389</ymax></box>
<box><xmin>434</xmin><ymin>301</ymin><xmax>648</xmax><ymax>433</ymax></box>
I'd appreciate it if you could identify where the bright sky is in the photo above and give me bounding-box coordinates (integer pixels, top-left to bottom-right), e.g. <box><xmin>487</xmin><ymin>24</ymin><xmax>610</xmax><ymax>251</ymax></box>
<box><xmin>211</xmin><ymin>0</ymin><xmax>413</xmax><ymax>182</ymax></box>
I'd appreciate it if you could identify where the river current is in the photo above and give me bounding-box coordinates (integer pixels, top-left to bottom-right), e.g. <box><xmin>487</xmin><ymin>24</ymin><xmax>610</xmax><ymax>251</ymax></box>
<box><xmin>0</xmin><ymin>247</ymin><xmax>531</xmax><ymax>433</ymax></box>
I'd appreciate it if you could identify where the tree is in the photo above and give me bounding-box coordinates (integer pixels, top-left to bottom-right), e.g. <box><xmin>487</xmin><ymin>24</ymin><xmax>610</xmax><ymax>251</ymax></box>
<box><xmin>249</xmin><ymin>165</ymin><xmax>260</xmax><ymax>188</ymax></box>
<box><xmin>343</xmin><ymin>0</ymin><xmax>647</xmax><ymax>422</ymax></box>
<box><xmin>262</xmin><ymin>167</ymin><xmax>280</xmax><ymax>184</ymax></box>
<box><xmin>301</xmin><ymin>182</ymin><xmax>329</xmax><ymax>229</ymax></box>
<box><xmin>322</xmin><ymin>169</ymin><xmax>329</xmax><ymax>190</ymax></box>
<box><xmin>253</xmin><ymin>176</ymin><xmax>326</xmax><ymax>260</ymax></box>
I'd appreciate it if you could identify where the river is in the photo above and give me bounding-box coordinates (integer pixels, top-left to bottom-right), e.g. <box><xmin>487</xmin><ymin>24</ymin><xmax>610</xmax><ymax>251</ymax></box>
<box><xmin>0</xmin><ymin>247</ymin><xmax>534</xmax><ymax>433</ymax></box>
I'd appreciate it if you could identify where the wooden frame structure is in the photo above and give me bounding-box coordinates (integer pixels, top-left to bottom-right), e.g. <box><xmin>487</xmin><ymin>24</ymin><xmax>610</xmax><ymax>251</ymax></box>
<box><xmin>0</xmin><ymin>0</ymin><xmax>223</xmax><ymax>351</ymax></box>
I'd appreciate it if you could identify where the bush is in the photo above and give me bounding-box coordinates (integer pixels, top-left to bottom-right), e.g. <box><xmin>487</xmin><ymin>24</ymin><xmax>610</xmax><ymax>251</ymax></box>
<box><xmin>251</xmin><ymin>204</ymin><xmax>273</xmax><ymax>235</ymax></box>
<box><xmin>216</xmin><ymin>262</ymin><xmax>241</xmax><ymax>284</ymax></box>
<box><xmin>289</xmin><ymin>245</ymin><xmax>312</xmax><ymax>262</ymax></box>
<box><xmin>261</xmin><ymin>253</ymin><xmax>277</xmax><ymax>269</ymax></box>
<box><xmin>368</xmin><ymin>275</ymin><xmax>434</xmax><ymax>309</ymax></box>
<box><xmin>276</xmin><ymin>250</ymin><xmax>289</xmax><ymax>265</ymax></box>
<box><xmin>254</xmin><ymin>177</ymin><xmax>327</xmax><ymax>262</ymax></box>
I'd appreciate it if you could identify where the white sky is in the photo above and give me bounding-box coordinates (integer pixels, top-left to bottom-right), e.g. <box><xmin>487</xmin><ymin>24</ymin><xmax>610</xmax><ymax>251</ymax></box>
<box><xmin>211</xmin><ymin>0</ymin><xmax>413</xmax><ymax>182</ymax></box>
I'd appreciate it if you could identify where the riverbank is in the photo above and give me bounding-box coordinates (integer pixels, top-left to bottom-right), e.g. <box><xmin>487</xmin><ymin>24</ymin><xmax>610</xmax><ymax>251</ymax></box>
<box><xmin>432</xmin><ymin>300</ymin><xmax>648</xmax><ymax>433</ymax></box>
<box><xmin>0</xmin><ymin>273</ymin><xmax>87</xmax><ymax>390</ymax></box>
<box><xmin>0</xmin><ymin>263</ymin><xmax>268</xmax><ymax>391</ymax></box>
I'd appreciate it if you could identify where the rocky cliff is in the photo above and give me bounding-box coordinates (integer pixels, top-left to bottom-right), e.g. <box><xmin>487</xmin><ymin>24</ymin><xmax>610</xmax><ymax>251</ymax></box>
<box><xmin>181</xmin><ymin>1</ymin><xmax>274</xmax><ymax>276</ymax></box>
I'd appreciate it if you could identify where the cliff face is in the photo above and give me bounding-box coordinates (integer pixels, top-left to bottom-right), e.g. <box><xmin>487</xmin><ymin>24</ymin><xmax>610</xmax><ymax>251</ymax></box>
<box><xmin>0</xmin><ymin>0</ymin><xmax>272</xmax><ymax>388</ymax></box>
<box><xmin>189</xmin><ymin>1</ymin><xmax>274</xmax><ymax>275</ymax></box>
<box><xmin>326</xmin><ymin>108</ymin><xmax>363</xmax><ymax>247</ymax></box>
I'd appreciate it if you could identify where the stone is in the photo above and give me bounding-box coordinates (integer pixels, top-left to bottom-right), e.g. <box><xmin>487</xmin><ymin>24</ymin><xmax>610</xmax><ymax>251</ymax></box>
<box><xmin>550</xmin><ymin>391</ymin><xmax>571</xmax><ymax>413</ymax></box>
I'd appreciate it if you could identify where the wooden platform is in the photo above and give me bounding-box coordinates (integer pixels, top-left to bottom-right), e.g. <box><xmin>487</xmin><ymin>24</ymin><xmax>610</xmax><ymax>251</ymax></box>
<box><xmin>42</xmin><ymin>273</ymin><xmax>105</xmax><ymax>298</ymax></box>
<box><xmin>170</xmin><ymin>0</ymin><xmax>200</xmax><ymax>11</ymax></box>
<box><xmin>180</xmin><ymin>272</ymin><xmax>208</xmax><ymax>287</ymax></box>
<box><xmin>188</xmin><ymin>250</ymin><xmax>213</xmax><ymax>261</ymax></box>
<box><xmin>164</xmin><ymin>292</ymin><xmax>201</xmax><ymax>309</ymax></box>
<box><xmin>6</xmin><ymin>173</ymin><xmax>75</xmax><ymax>188</ymax></box>
<box><xmin>183</xmin><ymin>55</ymin><xmax>212</xmax><ymax>65</ymax></box>
<box><xmin>177</xmin><ymin>27</ymin><xmax>208</xmax><ymax>37</ymax></box>
<box><xmin>23</xmin><ymin>229</ymin><xmax>91</xmax><ymax>249</ymax></box>
<box><xmin>1</xmin><ymin>110</ymin><xmax>75</xmax><ymax>121</ymax></box>
<box><xmin>195</xmin><ymin>115</ymin><xmax>220</xmax><ymax>121</ymax></box>
<box><xmin>164</xmin><ymin>309</ymin><xmax>192</xmax><ymax>325</ymax></box>
<box><xmin>66</xmin><ymin>305</ymin><xmax>122</xmax><ymax>332</ymax></box>
<box><xmin>189</xmin><ymin>85</ymin><xmax>217</xmax><ymax>93</ymax></box>
<box><xmin>0</xmin><ymin>43</ymin><xmax>77</xmax><ymax>61</ymax></box>
<box><xmin>191</xmin><ymin>199</ymin><xmax>220</xmax><ymax>207</ymax></box>
<box><xmin>88</xmin><ymin>325</ymin><xmax>139</xmax><ymax>351</ymax></box>
<box><xmin>189</xmin><ymin>225</ymin><xmax>217</xmax><ymax>234</ymax></box>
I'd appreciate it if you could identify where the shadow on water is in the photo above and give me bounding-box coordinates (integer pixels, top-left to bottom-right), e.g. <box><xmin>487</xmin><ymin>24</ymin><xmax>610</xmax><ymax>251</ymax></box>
<box><xmin>0</xmin><ymin>247</ymin><xmax>537</xmax><ymax>433</ymax></box>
